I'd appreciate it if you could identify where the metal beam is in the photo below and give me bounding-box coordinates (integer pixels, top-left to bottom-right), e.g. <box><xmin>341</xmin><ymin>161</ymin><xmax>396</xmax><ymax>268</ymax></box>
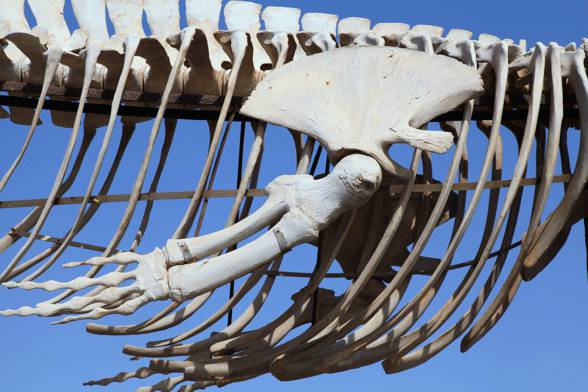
<box><xmin>0</xmin><ymin>92</ymin><xmax>580</xmax><ymax>122</ymax></box>
<box><xmin>0</xmin><ymin>175</ymin><xmax>572</xmax><ymax>209</ymax></box>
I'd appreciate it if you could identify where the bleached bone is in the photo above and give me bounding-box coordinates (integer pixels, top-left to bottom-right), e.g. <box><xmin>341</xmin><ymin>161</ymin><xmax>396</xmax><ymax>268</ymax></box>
<box><xmin>71</xmin><ymin>0</ymin><xmax>110</xmax><ymax>47</ymax></box>
<box><xmin>146</xmin><ymin>261</ymin><xmax>269</xmax><ymax>347</ymax></box>
<box><xmin>171</xmin><ymin>1</ymin><xmax>265</xmax><ymax>239</ymax></box>
<box><xmin>0</xmin><ymin>128</ymin><xmax>96</xmax><ymax>254</ymax></box>
<box><xmin>143</xmin><ymin>119</ymin><xmax>268</xmax><ymax>347</ymax></box>
<box><xmin>446</xmin><ymin>29</ymin><xmax>473</xmax><ymax>41</ymax></box>
<box><xmin>412</xmin><ymin>24</ymin><xmax>443</xmax><ymax>37</ymax></box>
<box><xmin>436</xmin><ymin>29</ymin><xmax>474</xmax><ymax>57</ymax></box>
<box><xmin>76</xmin><ymin>29</ymin><xmax>196</xmax><ymax>304</ymax></box>
<box><xmin>172</xmin><ymin>0</ymin><xmax>227</xmax><ymax>95</ymax></box>
<box><xmin>139</xmin><ymin>1</ymin><xmax>180</xmax><ymax>92</ymax></box>
<box><xmin>186</xmin><ymin>0</ymin><xmax>222</xmax><ymax>31</ymax></box>
<box><xmin>15</xmin><ymin>3</ymin><xmax>179</xmax><ymax>304</ymax></box>
<box><xmin>262</xmin><ymin>6</ymin><xmax>300</xmax><ymax>33</ymax></box>
<box><xmin>0</xmin><ymin>47</ymin><xmax>62</xmax><ymax>192</ymax></box>
<box><xmin>265</xmin><ymin>39</ymin><xmax>478</xmax><ymax>382</ymax></box>
<box><xmin>298</xmin><ymin>13</ymin><xmax>338</xmax><ymax>54</ymax></box>
<box><xmin>119</xmin><ymin>257</ymin><xmax>281</xmax><ymax>350</ymax></box>
<box><xmin>381</xmin><ymin>43</ymin><xmax>546</xmax><ymax>373</ymax></box>
<box><xmin>372</xmin><ymin>23</ymin><xmax>410</xmax><ymax>47</ymax></box>
<box><xmin>374</xmin><ymin>22</ymin><xmax>410</xmax><ymax>36</ymax></box>
<box><xmin>1</xmin><ymin>249</ymin><xmax>169</xmax><ymax>321</ymax></box>
<box><xmin>240</xmin><ymin>39</ymin><xmax>463</xmax><ymax>377</ymax></box>
<box><xmin>478</xmin><ymin>33</ymin><xmax>500</xmax><ymax>45</ymax></box>
<box><xmin>338</xmin><ymin>17</ymin><xmax>383</xmax><ymax>47</ymax></box>
<box><xmin>6</xmin><ymin>1</ymin><xmax>150</xmax><ymax>282</ymax></box>
<box><xmin>0</xmin><ymin>0</ymin><xmax>81</xmax><ymax>190</ymax></box>
<box><xmin>2</xmin><ymin>154</ymin><xmax>381</xmax><ymax>320</ymax></box>
<box><xmin>1</xmin><ymin>0</ymin><xmax>143</xmax><ymax>281</ymax></box>
<box><xmin>260</xmin><ymin>6</ymin><xmax>302</xmax><ymax>65</ymax></box>
<box><xmin>338</xmin><ymin>17</ymin><xmax>370</xmax><ymax>45</ymax></box>
<box><xmin>0</xmin><ymin>0</ymin><xmax>29</xmax><ymax>33</ymax></box>
<box><xmin>167</xmin><ymin>154</ymin><xmax>380</xmax><ymax>296</ymax></box>
<box><xmin>241</xmin><ymin>46</ymin><xmax>483</xmax><ymax>177</ymax></box>
<box><xmin>106</xmin><ymin>0</ymin><xmax>145</xmax><ymax>38</ymax></box>
<box><xmin>398</xmin><ymin>29</ymin><xmax>436</xmax><ymax>53</ymax></box>
<box><xmin>203</xmin><ymin>156</ymin><xmax>419</xmax><ymax>378</ymax></box>
<box><xmin>14</xmin><ymin>38</ymin><xmax>144</xmax><ymax>284</ymax></box>
<box><xmin>0</xmin><ymin>1</ymin><xmax>586</xmax><ymax>389</ymax></box>
<box><xmin>143</xmin><ymin>0</ymin><xmax>179</xmax><ymax>38</ymax></box>
<box><xmin>176</xmin><ymin>212</ymin><xmax>357</xmax><ymax>380</ymax></box>
<box><xmin>302</xmin><ymin>12</ymin><xmax>338</xmax><ymax>34</ymax></box>
<box><xmin>173</xmin><ymin>2</ymin><xmax>254</xmax><ymax>238</ymax></box>
<box><xmin>520</xmin><ymin>50</ymin><xmax>588</xmax><ymax>277</ymax></box>
<box><xmin>120</xmin><ymin>132</ymin><xmax>311</xmax><ymax>352</ymax></box>
<box><xmin>0</xmin><ymin>44</ymin><xmax>479</xmax><ymax>384</ymax></box>
<box><xmin>0</xmin><ymin>46</ymin><xmax>102</xmax><ymax>282</ymax></box>
<box><xmin>217</xmin><ymin>1</ymin><xmax>271</xmax><ymax>93</ymax></box>
<box><xmin>27</xmin><ymin>0</ymin><xmax>71</xmax><ymax>46</ymax></box>
<box><xmin>0</xmin><ymin>4</ymin><xmax>549</xmax><ymax>104</ymax></box>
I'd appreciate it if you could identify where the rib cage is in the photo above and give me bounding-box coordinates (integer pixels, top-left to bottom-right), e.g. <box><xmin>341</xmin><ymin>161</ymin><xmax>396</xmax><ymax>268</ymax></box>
<box><xmin>0</xmin><ymin>1</ymin><xmax>586</xmax><ymax>390</ymax></box>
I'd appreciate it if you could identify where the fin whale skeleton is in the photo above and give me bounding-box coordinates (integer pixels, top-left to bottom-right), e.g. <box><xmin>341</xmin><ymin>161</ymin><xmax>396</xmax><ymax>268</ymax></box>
<box><xmin>0</xmin><ymin>0</ymin><xmax>586</xmax><ymax>390</ymax></box>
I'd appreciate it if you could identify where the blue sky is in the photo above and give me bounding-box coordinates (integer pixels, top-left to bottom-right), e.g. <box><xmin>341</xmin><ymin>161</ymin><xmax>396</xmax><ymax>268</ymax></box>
<box><xmin>0</xmin><ymin>0</ymin><xmax>587</xmax><ymax>391</ymax></box>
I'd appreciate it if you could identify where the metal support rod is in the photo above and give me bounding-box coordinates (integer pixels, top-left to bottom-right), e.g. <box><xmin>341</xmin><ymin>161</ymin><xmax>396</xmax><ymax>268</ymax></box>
<box><xmin>0</xmin><ymin>176</ymin><xmax>572</xmax><ymax>209</ymax></box>
<box><xmin>228</xmin><ymin>121</ymin><xmax>247</xmax><ymax>326</ymax></box>
<box><xmin>4</xmin><ymin>230</ymin><xmax>523</xmax><ymax>279</ymax></box>
<box><xmin>0</xmin><ymin>93</ymin><xmax>580</xmax><ymax>122</ymax></box>
<box><xmin>266</xmin><ymin>239</ymin><xmax>524</xmax><ymax>279</ymax></box>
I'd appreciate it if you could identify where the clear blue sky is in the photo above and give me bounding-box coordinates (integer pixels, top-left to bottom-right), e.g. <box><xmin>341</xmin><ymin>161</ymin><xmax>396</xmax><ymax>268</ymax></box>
<box><xmin>0</xmin><ymin>1</ymin><xmax>587</xmax><ymax>391</ymax></box>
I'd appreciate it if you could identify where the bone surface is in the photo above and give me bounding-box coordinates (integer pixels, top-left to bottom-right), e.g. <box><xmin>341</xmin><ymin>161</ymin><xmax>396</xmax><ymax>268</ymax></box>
<box><xmin>0</xmin><ymin>1</ymin><xmax>584</xmax><ymax>391</ymax></box>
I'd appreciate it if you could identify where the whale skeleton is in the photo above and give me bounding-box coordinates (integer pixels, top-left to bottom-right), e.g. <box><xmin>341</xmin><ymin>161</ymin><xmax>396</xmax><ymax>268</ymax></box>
<box><xmin>0</xmin><ymin>0</ymin><xmax>586</xmax><ymax>390</ymax></box>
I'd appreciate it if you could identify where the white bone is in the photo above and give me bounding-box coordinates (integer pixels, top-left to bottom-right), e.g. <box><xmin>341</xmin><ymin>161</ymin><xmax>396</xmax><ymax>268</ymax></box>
<box><xmin>353</xmin><ymin>32</ymin><xmax>385</xmax><ymax>47</ymax></box>
<box><xmin>262</xmin><ymin>6</ymin><xmax>301</xmax><ymax>33</ymax></box>
<box><xmin>165</xmin><ymin>199</ymin><xmax>286</xmax><ymax>266</ymax></box>
<box><xmin>167</xmin><ymin>154</ymin><xmax>382</xmax><ymax>301</ymax></box>
<box><xmin>412</xmin><ymin>24</ymin><xmax>444</xmax><ymax>37</ymax></box>
<box><xmin>260</xmin><ymin>6</ymin><xmax>302</xmax><ymax>63</ymax></box>
<box><xmin>0</xmin><ymin>43</ymin><xmax>105</xmax><ymax>282</ymax></box>
<box><xmin>143</xmin><ymin>0</ymin><xmax>180</xmax><ymax>38</ymax></box>
<box><xmin>0</xmin><ymin>154</ymin><xmax>381</xmax><ymax>322</ymax></box>
<box><xmin>0</xmin><ymin>0</ymin><xmax>29</xmax><ymax>32</ymax></box>
<box><xmin>338</xmin><ymin>17</ymin><xmax>371</xmax><ymax>35</ymax></box>
<box><xmin>27</xmin><ymin>0</ymin><xmax>71</xmax><ymax>45</ymax></box>
<box><xmin>221</xmin><ymin>1</ymin><xmax>271</xmax><ymax>79</ymax></box>
<box><xmin>224</xmin><ymin>1</ymin><xmax>262</xmax><ymax>32</ymax></box>
<box><xmin>564</xmin><ymin>42</ymin><xmax>577</xmax><ymax>51</ymax></box>
<box><xmin>106</xmin><ymin>0</ymin><xmax>145</xmax><ymax>37</ymax></box>
<box><xmin>0</xmin><ymin>248</ymin><xmax>168</xmax><ymax>320</ymax></box>
<box><xmin>479</xmin><ymin>33</ymin><xmax>500</xmax><ymax>45</ymax></box>
<box><xmin>241</xmin><ymin>47</ymin><xmax>483</xmax><ymax>176</ymax></box>
<box><xmin>298</xmin><ymin>13</ymin><xmax>338</xmax><ymax>54</ymax></box>
<box><xmin>167</xmin><ymin>231</ymin><xmax>281</xmax><ymax>301</ymax></box>
<box><xmin>186</xmin><ymin>0</ymin><xmax>222</xmax><ymax>31</ymax></box>
<box><xmin>301</xmin><ymin>12</ymin><xmax>338</xmax><ymax>34</ymax></box>
<box><xmin>0</xmin><ymin>1</ymin><xmax>582</xmax><ymax>386</ymax></box>
<box><xmin>71</xmin><ymin>0</ymin><xmax>110</xmax><ymax>46</ymax></box>
<box><xmin>3</xmin><ymin>271</ymin><xmax>134</xmax><ymax>292</ymax></box>
<box><xmin>0</xmin><ymin>48</ymin><xmax>63</xmax><ymax>193</ymax></box>
<box><xmin>373</xmin><ymin>23</ymin><xmax>410</xmax><ymax>36</ymax></box>
<box><xmin>446</xmin><ymin>28</ymin><xmax>473</xmax><ymax>42</ymax></box>
<box><xmin>339</xmin><ymin>17</ymin><xmax>380</xmax><ymax>47</ymax></box>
